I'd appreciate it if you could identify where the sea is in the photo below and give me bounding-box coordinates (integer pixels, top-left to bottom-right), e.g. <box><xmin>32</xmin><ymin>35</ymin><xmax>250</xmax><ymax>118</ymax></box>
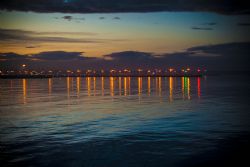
<box><xmin>0</xmin><ymin>76</ymin><xmax>250</xmax><ymax>167</ymax></box>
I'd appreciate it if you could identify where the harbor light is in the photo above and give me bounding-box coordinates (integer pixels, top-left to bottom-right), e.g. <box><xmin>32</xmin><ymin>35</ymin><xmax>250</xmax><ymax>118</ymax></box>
<box><xmin>110</xmin><ymin>69</ymin><xmax>116</xmax><ymax>73</ymax></box>
<box><xmin>137</xmin><ymin>69</ymin><xmax>143</xmax><ymax>72</ymax></box>
<box><xmin>86</xmin><ymin>70</ymin><xmax>92</xmax><ymax>74</ymax></box>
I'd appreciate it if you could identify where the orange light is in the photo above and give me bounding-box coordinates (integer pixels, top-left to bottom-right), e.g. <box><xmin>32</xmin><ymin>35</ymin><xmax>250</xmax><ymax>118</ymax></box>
<box><xmin>22</xmin><ymin>64</ymin><xmax>26</xmax><ymax>68</ymax></box>
<box><xmin>169</xmin><ymin>77</ymin><xmax>173</xmax><ymax>101</ymax></box>
<box><xmin>101</xmin><ymin>77</ymin><xmax>104</xmax><ymax>96</ymax></box>
<box><xmin>77</xmin><ymin>77</ymin><xmax>80</xmax><ymax>95</ymax></box>
<box><xmin>138</xmin><ymin>77</ymin><xmax>142</xmax><ymax>96</ymax></box>
<box><xmin>147</xmin><ymin>77</ymin><xmax>151</xmax><ymax>95</ymax></box>
<box><xmin>110</xmin><ymin>77</ymin><xmax>114</xmax><ymax>96</ymax></box>
<box><xmin>137</xmin><ymin>68</ymin><xmax>143</xmax><ymax>72</ymax></box>
<box><xmin>48</xmin><ymin>78</ymin><xmax>52</xmax><ymax>95</ymax></box>
<box><xmin>169</xmin><ymin>68</ymin><xmax>174</xmax><ymax>72</ymax></box>
<box><xmin>22</xmin><ymin>79</ymin><xmax>27</xmax><ymax>104</ymax></box>
<box><xmin>86</xmin><ymin>70</ymin><xmax>92</xmax><ymax>74</ymax></box>
<box><xmin>124</xmin><ymin>77</ymin><xmax>127</xmax><ymax>96</ymax></box>
<box><xmin>87</xmin><ymin>77</ymin><xmax>91</xmax><ymax>96</ymax></box>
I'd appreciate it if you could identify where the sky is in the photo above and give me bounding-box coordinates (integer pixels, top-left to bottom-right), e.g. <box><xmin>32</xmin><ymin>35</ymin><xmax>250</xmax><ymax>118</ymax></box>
<box><xmin>0</xmin><ymin>0</ymin><xmax>250</xmax><ymax>71</ymax></box>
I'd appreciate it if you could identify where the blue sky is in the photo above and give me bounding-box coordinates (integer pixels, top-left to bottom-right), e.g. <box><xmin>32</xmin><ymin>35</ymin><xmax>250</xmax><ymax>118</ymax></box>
<box><xmin>0</xmin><ymin>0</ymin><xmax>249</xmax><ymax>71</ymax></box>
<box><xmin>1</xmin><ymin>10</ymin><xmax>249</xmax><ymax>57</ymax></box>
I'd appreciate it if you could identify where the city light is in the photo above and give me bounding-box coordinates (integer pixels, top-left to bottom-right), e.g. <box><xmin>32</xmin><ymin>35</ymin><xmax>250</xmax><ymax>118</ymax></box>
<box><xmin>137</xmin><ymin>68</ymin><xmax>143</xmax><ymax>72</ymax></box>
<box><xmin>169</xmin><ymin>68</ymin><xmax>174</xmax><ymax>73</ymax></box>
<box><xmin>0</xmin><ymin>67</ymin><xmax>205</xmax><ymax>78</ymax></box>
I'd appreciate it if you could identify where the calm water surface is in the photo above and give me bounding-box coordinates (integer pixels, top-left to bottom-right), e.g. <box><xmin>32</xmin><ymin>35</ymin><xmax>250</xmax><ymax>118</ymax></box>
<box><xmin>0</xmin><ymin>76</ymin><xmax>250</xmax><ymax>167</ymax></box>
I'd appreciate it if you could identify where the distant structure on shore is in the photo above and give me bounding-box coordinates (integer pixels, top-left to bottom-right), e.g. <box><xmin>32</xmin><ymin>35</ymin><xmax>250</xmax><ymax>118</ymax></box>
<box><xmin>0</xmin><ymin>65</ymin><xmax>205</xmax><ymax>78</ymax></box>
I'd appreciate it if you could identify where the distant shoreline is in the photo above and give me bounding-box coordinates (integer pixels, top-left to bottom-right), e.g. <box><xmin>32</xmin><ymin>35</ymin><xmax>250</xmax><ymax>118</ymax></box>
<box><xmin>0</xmin><ymin>74</ymin><xmax>203</xmax><ymax>79</ymax></box>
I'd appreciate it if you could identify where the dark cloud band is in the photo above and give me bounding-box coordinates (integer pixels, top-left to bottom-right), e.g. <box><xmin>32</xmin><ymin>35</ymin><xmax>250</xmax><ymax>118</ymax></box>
<box><xmin>191</xmin><ymin>27</ymin><xmax>213</xmax><ymax>30</ymax></box>
<box><xmin>0</xmin><ymin>28</ymin><xmax>125</xmax><ymax>44</ymax></box>
<box><xmin>0</xmin><ymin>0</ymin><xmax>249</xmax><ymax>15</ymax></box>
<box><xmin>1</xmin><ymin>42</ymin><xmax>249</xmax><ymax>71</ymax></box>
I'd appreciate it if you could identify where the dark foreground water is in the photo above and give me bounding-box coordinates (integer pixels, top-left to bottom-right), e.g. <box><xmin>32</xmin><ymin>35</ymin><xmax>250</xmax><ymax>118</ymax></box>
<box><xmin>0</xmin><ymin>76</ymin><xmax>250</xmax><ymax>167</ymax></box>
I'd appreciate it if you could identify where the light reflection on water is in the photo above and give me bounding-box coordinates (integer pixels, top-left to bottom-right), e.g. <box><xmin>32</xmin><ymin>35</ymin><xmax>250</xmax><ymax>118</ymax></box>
<box><xmin>0</xmin><ymin>76</ymin><xmax>250</xmax><ymax>167</ymax></box>
<box><xmin>22</xmin><ymin>79</ymin><xmax>27</xmax><ymax>104</ymax></box>
<box><xmin>18</xmin><ymin>76</ymin><xmax>201</xmax><ymax>100</ymax></box>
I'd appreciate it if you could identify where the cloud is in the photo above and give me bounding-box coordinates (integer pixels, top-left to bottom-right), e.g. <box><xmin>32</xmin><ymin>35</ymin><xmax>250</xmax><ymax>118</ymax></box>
<box><xmin>61</xmin><ymin>15</ymin><xmax>85</xmax><ymax>21</ymax></box>
<box><xmin>237</xmin><ymin>22</ymin><xmax>250</xmax><ymax>26</ymax></box>
<box><xmin>202</xmin><ymin>22</ymin><xmax>217</xmax><ymax>26</ymax></box>
<box><xmin>186</xmin><ymin>42</ymin><xmax>250</xmax><ymax>57</ymax></box>
<box><xmin>0</xmin><ymin>0</ymin><xmax>249</xmax><ymax>15</ymax></box>
<box><xmin>0</xmin><ymin>51</ymin><xmax>99</xmax><ymax>69</ymax></box>
<box><xmin>31</xmin><ymin>51</ymin><xmax>87</xmax><ymax>61</ymax></box>
<box><xmin>0</xmin><ymin>51</ymin><xmax>86</xmax><ymax>61</ymax></box>
<box><xmin>1</xmin><ymin>42</ymin><xmax>249</xmax><ymax>71</ymax></box>
<box><xmin>187</xmin><ymin>42</ymin><xmax>250</xmax><ymax>69</ymax></box>
<box><xmin>0</xmin><ymin>51</ymin><xmax>97</xmax><ymax>63</ymax></box>
<box><xmin>191</xmin><ymin>27</ymin><xmax>213</xmax><ymax>30</ymax></box>
<box><xmin>0</xmin><ymin>28</ymin><xmax>97</xmax><ymax>37</ymax></box>
<box><xmin>0</xmin><ymin>52</ymin><xmax>28</xmax><ymax>61</ymax></box>
<box><xmin>62</xmin><ymin>15</ymin><xmax>73</xmax><ymax>21</ymax></box>
<box><xmin>191</xmin><ymin>22</ymin><xmax>217</xmax><ymax>31</ymax></box>
<box><xmin>113</xmin><ymin>17</ymin><xmax>121</xmax><ymax>20</ymax></box>
<box><xmin>0</xmin><ymin>28</ymin><xmax>119</xmax><ymax>44</ymax></box>
<box><xmin>25</xmin><ymin>45</ymin><xmax>40</xmax><ymax>49</ymax></box>
<box><xmin>104</xmin><ymin>51</ymin><xmax>153</xmax><ymax>60</ymax></box>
